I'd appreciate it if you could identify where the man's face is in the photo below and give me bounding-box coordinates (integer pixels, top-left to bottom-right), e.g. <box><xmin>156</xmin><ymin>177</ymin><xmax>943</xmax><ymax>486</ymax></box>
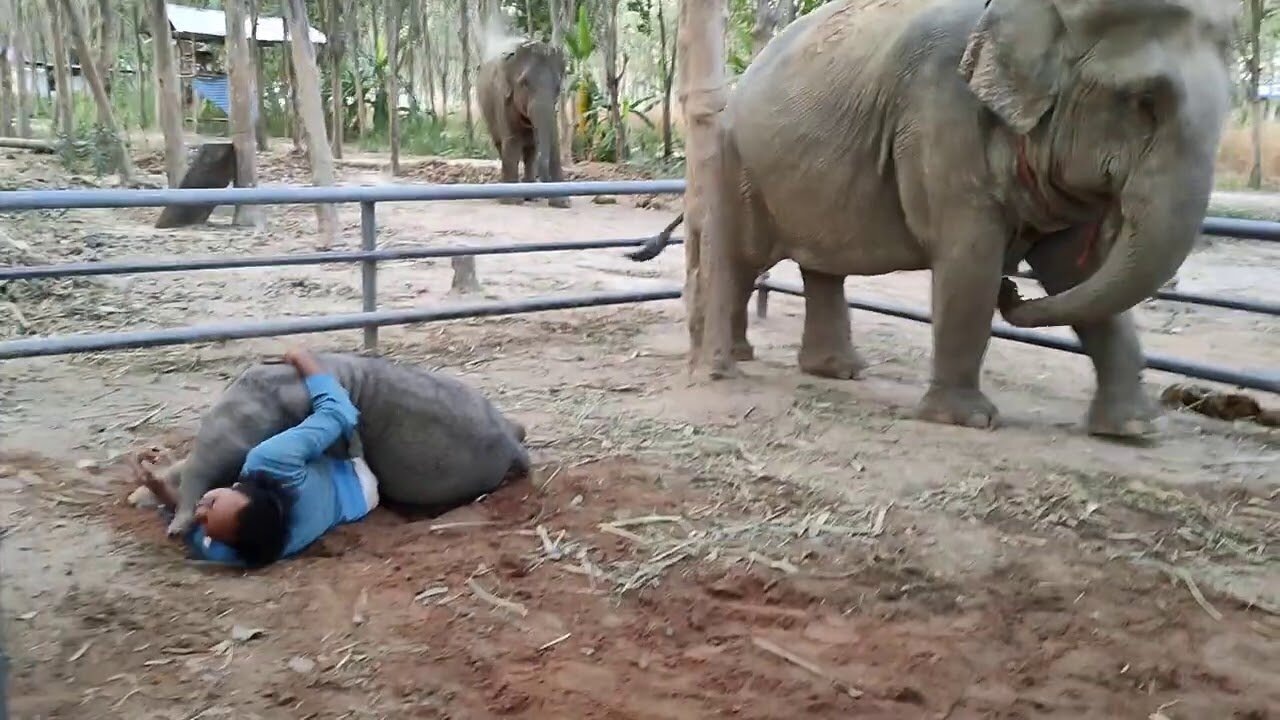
<box><xmin>195</xmin><ymin>486</ymin><xmax>249</xmax><ymax>543</ymax></box>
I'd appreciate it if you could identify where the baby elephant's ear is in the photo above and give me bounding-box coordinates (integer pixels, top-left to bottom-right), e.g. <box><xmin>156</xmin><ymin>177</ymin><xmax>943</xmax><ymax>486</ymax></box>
<box><xmin>959</xmin><ymin>0</ymin><xmax>1066</xmax><ymax>134</ymax></box>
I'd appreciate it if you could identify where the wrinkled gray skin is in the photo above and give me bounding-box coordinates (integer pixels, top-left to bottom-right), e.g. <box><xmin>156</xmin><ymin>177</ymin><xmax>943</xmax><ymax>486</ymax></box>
<box><xmin>163</xmin><ymin>353</ymin><xmax>530</xmax><ymax>538</ymax></box>
<box><xmin>633</xmin><ymin>0</ymin><xmax>1236</xmax><ymax>437</ymax></box>
<box><xmin>477</xmin><ymin>41</ymin><xmax>570</xmax><ymax>209</ymax></box>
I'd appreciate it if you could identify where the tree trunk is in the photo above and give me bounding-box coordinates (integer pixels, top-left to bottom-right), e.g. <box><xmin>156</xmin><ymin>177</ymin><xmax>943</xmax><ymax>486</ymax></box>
<box><xmin>133</xmin><ymin>3</ymin><xmax>149</xmax><ymax>129</ymax></box>
<box><xmin>48</xmin><ymin>0</ymin><xmax>74</xmax><ymax>138</ymax></box>
<box><xmin>1247</xmin><ymin>0</ymin><xmax>1264</xmax><ymax>190</ymax></box>
<box><xmin>751</xmin><ymin>0</ymin><xmax>778</xmax><ymax>58</ymax></box>
<box><xmin>423</xmin><ymin>9</ymin><xmax>436</xmax><ymax>117</ymax></box>
<box><xmin>460</xmin><ymin>0</ymin><xmax>473</xmax><ymax>143</ymax></box>
<box><xmin>352</xmin><ymin>5</ymin><xmax>367</xmax><ymax>138</ymax></box>
<box><xmin>603</xmin><ymin>0</ymin><xmax>625</xmax><ymax>161</ymax></box>
<box><xmin>282</xmin><ymin>19</ymin><xmax>304</xmax><ymax>151</ymax></box>
<box><xmin>0</xmin><ymin>35</ymin><xmax>13</xmax><ymax>137</ymax></box>
<box><xmin>250</xmin><ymin>0</ymin><xmax>269</xmax><ymax>151</ymax></box>
<box><xmin>328</xmin><ymin>0</ymin><xmax>345</xmax><ymax>158</ymax></box>
<box><xmin>10</xmin><ymin>8</ymin><xmax>31</xmax><ymax>138</ymax></box>
<box><xmin>97</xmin><ymin>0</ymin><xmax>120</xmax><ymax>93</ymax></box>
<box><xmin>658</xmin><ymin>0</ymin><xmax>678</xmax><ymax>159</ymax></box>
<box><xmin>59</xmin><ymin>0</ymin><xmax>137</xmax><ymax>184</ymax></box>
<box><xmin>149</xmin><ymin>0</ymin><xmax>187</xmax><ymax>186</ymax></box>
<box><xmin>439</xmin><ymin>35</ymin><xmax>450</xmax><ymax>120</ymax></box>
<box><xmin>678</xmin><ymin>0</ymin><xmax>733</xmax><ymax>376</ymax></box>
<box><xmin>550</xmin><ymin>0</ymin><xmax>572</xmax><ymax>166</ymax></box>
<box><xmin>224</xmin><ymin>0</ymin><xmax>262</xmax><ymax>225</ymax></box>
<box><xmin>283</xmin><ymin>0</ymin><xmax>340</xmax><ymax>245</ymax></box>
<box><xmin>385</xmin><ymin>0</ymin><xmax>400</xmax><ymax>174</ymax></box>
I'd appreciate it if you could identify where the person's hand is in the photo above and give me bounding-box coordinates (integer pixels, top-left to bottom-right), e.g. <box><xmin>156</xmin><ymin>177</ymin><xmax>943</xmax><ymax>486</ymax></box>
<box><xmin>128</xmin><ymin>451</ymin><xmax>164</xmax><ymax>494</ymax></box>
<box><xmin>283</xmin><ymin>347</ymin><xmax>323</xmax><ymax>378</ymax></box>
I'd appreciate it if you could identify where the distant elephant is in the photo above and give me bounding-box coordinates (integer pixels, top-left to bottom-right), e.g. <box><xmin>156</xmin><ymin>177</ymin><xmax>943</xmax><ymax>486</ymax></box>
<box><xmin>631</xmin><ymin>0</ymin><xmax>1236</xmax><ymax>438</ymax></box>
<box><xmin>477</xmin><ymin>40</ymin><xmax>570</xmax><ymax>209</ymax></box>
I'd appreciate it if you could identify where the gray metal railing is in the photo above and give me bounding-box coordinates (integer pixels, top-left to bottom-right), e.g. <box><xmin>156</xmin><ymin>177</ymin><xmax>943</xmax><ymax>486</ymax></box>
<box><xmin>0</xmin><ymin>179</ymin><xmax>1277</xmax><ymax>393</ymax></box>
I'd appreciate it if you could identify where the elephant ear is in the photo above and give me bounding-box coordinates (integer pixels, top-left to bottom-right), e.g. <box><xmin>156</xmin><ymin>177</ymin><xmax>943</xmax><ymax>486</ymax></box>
<box><xmin>959</xmin><ymin>0</ymin><xmax>1068</xmax><ymax>134</ymax></box>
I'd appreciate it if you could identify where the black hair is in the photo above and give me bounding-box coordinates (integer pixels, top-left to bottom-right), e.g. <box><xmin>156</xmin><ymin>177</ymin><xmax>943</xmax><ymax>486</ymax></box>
<box><xmin>228</xmin><ymin>471</ymin><xmax>296</xmax><ymax>569</ymax></box>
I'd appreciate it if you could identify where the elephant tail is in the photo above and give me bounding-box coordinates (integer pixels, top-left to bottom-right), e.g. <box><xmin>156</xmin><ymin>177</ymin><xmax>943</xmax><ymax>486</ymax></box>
<box><xmin>626</xmin><ymin>212</ymin><xmax>684</xmax><ymax>262</ymax></box>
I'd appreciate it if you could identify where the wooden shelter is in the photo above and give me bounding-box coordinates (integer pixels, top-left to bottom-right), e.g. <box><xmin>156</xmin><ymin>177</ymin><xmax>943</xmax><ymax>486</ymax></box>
<box><xmin>146</xmin><ymin>3</ymin><xmax>327</xmax><ymax>129</ymax></box>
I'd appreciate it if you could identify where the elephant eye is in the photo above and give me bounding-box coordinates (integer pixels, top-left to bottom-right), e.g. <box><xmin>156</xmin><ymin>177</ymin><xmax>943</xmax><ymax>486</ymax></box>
<box><xmin>1130</xmin><ymin>91</ymin><xmax>1158</xmax><ymax>123</ymax></box>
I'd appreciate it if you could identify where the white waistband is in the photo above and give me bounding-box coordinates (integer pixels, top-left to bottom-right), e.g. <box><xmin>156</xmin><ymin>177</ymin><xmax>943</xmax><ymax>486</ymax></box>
<box><xmin>350</xmin><ymin>457</ymin><xmax>380</xmax><ymax>513</ymax></box>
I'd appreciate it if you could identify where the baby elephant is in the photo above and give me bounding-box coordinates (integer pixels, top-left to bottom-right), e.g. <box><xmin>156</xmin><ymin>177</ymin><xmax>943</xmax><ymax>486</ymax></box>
<box><xmin>162</xmin><ymin>352</ymin><xmax>530</xmax><ymax>539</ymax></box>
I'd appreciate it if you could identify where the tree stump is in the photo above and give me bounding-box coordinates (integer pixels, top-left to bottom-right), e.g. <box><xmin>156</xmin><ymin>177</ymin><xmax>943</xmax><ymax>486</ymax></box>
<box><xmin>154</xmin><ymin>142</ymin><xmax>237</xmax><ymax>229</ymax></box>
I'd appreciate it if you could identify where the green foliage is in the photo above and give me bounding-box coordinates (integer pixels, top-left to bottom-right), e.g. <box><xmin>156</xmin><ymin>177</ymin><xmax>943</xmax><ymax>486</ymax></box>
<box><xmin>55</xmin><ymin>124</ymin><xmax>128</xmax><ymax>179</ymax></box>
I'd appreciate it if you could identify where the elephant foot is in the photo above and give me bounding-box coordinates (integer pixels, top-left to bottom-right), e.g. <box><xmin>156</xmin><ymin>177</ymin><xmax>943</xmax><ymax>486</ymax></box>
<box><xmin>915</xmin><ymin>386</ymin><xmax>998</xmax><ymax>429</ymax></box>
<box><xmin>1086</xmin><ymin>394</ymin><xmax>1164</xmax><ymax>439</ymax></box>
<box><xmin>549</xmin><ymin>197</ymin><xmax>571</xmax><ymax>209</ymax></box>
<box><xmin>798</xmin><ymin>344</ymin><xmax>867</xmax><ymax>380</ymax></box>
<box><xmin>498</xmin><ymin>196</ymin><xmax>525</xmax><ymax>206</ymax></box>
<box><xmin>733</xmin><ymin>340</ymin><xmax>755</xmax><ymax>362</ymax></box>
<box><xmin>166</xmin><ymin>511</ymin><xmax>194</xmax><ymax>539</ymax></box>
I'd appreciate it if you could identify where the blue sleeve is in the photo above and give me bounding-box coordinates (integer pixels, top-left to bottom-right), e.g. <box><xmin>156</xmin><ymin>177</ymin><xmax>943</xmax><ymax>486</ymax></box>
<box><xmin>241</xmin><ymin>374</ymin><xmax>360</xmax><ymax>486</ymax></box>
<box><xmin>185</xmin><ymin>526</ymin><xmax>246</xmax><ymax>566</ymax></box>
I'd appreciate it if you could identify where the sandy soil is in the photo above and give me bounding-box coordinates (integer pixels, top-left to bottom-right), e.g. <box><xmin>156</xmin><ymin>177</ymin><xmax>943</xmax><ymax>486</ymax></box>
<box><xmin>1</xmin><ymin>147</ymin><xmax>1278</xmax><ymax>719</ymax></box>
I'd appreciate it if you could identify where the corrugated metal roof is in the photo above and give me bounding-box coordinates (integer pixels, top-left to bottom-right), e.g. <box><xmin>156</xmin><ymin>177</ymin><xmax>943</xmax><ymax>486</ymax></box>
<box><xmin>165</xmin><ymin>3</ymin><xmax>327</xmax><ymax>45</ymax></box>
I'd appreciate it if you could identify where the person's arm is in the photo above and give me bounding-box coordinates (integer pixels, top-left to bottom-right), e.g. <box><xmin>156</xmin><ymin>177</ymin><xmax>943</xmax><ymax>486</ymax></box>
<box><xmin>241</xmin><ymin>349</ymin><xmax>359</xmax><ymax>483</ymax></box>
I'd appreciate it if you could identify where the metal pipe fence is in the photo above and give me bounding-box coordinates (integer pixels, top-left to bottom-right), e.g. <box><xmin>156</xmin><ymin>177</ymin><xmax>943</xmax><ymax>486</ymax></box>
<box><xmin>0</xmin><ymin>179</ymin><xmax>1277</xmax><ymax>395</ymax></box>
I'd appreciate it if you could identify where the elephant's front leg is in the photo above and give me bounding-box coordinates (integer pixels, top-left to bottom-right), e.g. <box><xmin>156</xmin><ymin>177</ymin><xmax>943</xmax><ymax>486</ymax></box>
<box><xmin>498</xmin><ymin>139</ymin><xmax>524</xmax><ymax>206</ymax></box>
<box><xmin>1024</xmin><ymin>231</ymin><xmax>1159</xmax><ymax>438</ymax></box>
<box><xmin>520</xmin><ymin>142</ymin><xmax>537</xmax><ymax>203</ymax></box>
<box><xmin>798</xmin><ymin>268</ymin><xmax>867</xmax><ymax>379</ymax></box>
<box><xmin>916</xmin><ymin>250</ymin><xmax>1003</xmax><ymax>429</ymax></box>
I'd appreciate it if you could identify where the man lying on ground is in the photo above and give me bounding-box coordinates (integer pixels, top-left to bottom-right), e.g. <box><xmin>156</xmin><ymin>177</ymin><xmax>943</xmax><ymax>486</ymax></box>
<box><xmin>129</xmin><ymin>347</ymin><xmax>530</xmax><ymax>568</ymax></box>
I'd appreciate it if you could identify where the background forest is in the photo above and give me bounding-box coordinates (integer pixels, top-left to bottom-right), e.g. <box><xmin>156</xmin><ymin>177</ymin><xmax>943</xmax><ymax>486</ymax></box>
<box><xmin>1</xmin><ymin>0</ymin><xmax>1279</xmax><ymax>188</ymax></box>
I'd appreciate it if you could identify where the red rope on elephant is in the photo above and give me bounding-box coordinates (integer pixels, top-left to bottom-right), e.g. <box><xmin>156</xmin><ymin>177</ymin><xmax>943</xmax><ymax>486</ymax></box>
<box><xmin>1015</xmin><ymin>135</ymin><xmax>1098</xmax><ymax>269</ymax></box>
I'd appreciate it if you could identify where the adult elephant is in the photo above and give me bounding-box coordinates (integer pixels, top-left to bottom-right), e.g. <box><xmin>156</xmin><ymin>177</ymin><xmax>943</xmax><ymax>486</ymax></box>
<box><xmin>477</xmin><ymin>40</ymin><xmax>571</xmax><ymax>209</ymax></box>
<box><xmin>632</xmin><ymin>0</ymin><xmax>1236</xmax><ymax>438</ymax></box>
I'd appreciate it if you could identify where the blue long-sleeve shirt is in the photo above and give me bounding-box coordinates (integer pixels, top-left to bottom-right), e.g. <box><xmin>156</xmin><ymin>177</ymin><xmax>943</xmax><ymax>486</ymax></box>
<box><xmin>185</xmin><ymin>374</ymin><xmax>375</xmax><ymax>565</ymax></box>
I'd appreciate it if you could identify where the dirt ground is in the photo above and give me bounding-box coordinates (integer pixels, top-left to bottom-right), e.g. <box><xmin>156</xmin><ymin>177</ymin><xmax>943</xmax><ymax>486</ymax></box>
<box><xmin>1</xmin><ymin>147</ymin><xmax>1278</xmax><ymax>719</ymax></box>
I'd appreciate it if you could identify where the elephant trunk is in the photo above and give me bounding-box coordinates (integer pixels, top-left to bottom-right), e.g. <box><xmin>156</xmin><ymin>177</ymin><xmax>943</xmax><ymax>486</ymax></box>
<box><xmin>530</xmin><ymin>94</ymin><xmax>561</xmax><ymax>182</ymax></box>
<box><xmin>1003</xmin><ymin>132</ymin><xmax>1214</xmax><ymax>328</ymax></box>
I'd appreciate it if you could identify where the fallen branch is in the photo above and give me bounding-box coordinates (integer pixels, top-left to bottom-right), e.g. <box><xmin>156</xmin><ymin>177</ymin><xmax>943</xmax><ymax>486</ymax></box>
<box><xmin>467</xmin><ymin>579</ymin><xmax>529</xmax><ymax>617</ymax></box>
<box><xmin>751</xmin><ymin>636</ymin><xmax>863</xmax><ymax>699</ymax></box>
<box><xmin>0</xmin><ymin>137</ymin><xmax>56</xmax><ymax>153</ymax></box>
<box><xmin>1173</xmin><ymin>568</ymin><xmax>1223</xmax><ymax>622</ymax></box>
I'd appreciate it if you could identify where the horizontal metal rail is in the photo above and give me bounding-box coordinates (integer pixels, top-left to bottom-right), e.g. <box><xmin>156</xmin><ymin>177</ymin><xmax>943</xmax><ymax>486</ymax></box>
<box><xmin>0</xmin><ymin>288</ymin><xmax>683</xmax><ymax>360</ymax></box>
<box><xmin>0</xmin><ymin>179</ymin><xmax>687</xmax><ymax>210</ymax></box>
<box><xmin>760</xmin><ymin>281</ymin><xmax>1280</xmax><ymax>394</ymax></box>
<box><xmin>1201</xmin><ymin>215</ymin><xmax>1280</xmax><ymax>243</ymax></box>
<box><xmin>0</xmin><ymin>236</ymin><xmax>688</xmax><ymax>281</ymax></box>
<box><xmin>1008</xmin><ymin>271</ymin><xmax>1280</xmax><ymax>316</ymax></box>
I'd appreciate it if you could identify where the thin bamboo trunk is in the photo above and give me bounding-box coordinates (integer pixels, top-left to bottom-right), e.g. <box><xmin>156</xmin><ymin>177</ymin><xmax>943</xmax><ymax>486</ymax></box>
<box><xmin>283</xmin><ymin>0</ymin><xmax>340</xmax><ymax>244</ymax></box>
<box><xmin>149</xmin><ymin>0</ymin><xmax>187</xmax><ymax>186</ymax></box>
<box><xmin>224</xmin><ymin>0</ymin><xmax>263</xmax><ymax>225</ymax></box>
<box><xmin>48</xmin><ymin>0</ymin><xmax>73</xmax><ymax>137</ymax></box>
<box><xmin>460</xmin><ymin>0</ymin><xmax>473</xmax><ymax>143</ymax></box>
<box><xmin>385</xmin><ymin>0</ymin><xmax>400</xmax><ymax>174</ymax></box>
<box><xmin>250</xmin><ymin>0</ymin><xmax>269</xmax><ymax>151</ymax></box>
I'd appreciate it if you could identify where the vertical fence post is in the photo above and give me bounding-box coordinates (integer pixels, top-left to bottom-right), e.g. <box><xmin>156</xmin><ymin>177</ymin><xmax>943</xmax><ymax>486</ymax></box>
<box><xmin>360</xmin><ymin>201</ymin><xmax>378</xmax><ymax>352</ymax></box>
<box><xmin>755</xmin><ymin>271</ymin><xmax>770</xmax><ymax>319</ymax></box>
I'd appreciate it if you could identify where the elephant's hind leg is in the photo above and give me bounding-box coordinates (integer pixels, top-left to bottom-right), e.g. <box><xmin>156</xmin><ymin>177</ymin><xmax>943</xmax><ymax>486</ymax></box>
<box><xmin>1026</xmin><ymin>231</ymin><xmax>1160</xmax><ymax>438</ymax></box>
<box><xmin>729</xmin><ymin>262</ymin><xmax>758</xmax><ymax>361</ymax></box>
<box><xmin>798</xmin><ymin>268</ymin><xmax>867</xmax><ymax>379</ymax></box>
